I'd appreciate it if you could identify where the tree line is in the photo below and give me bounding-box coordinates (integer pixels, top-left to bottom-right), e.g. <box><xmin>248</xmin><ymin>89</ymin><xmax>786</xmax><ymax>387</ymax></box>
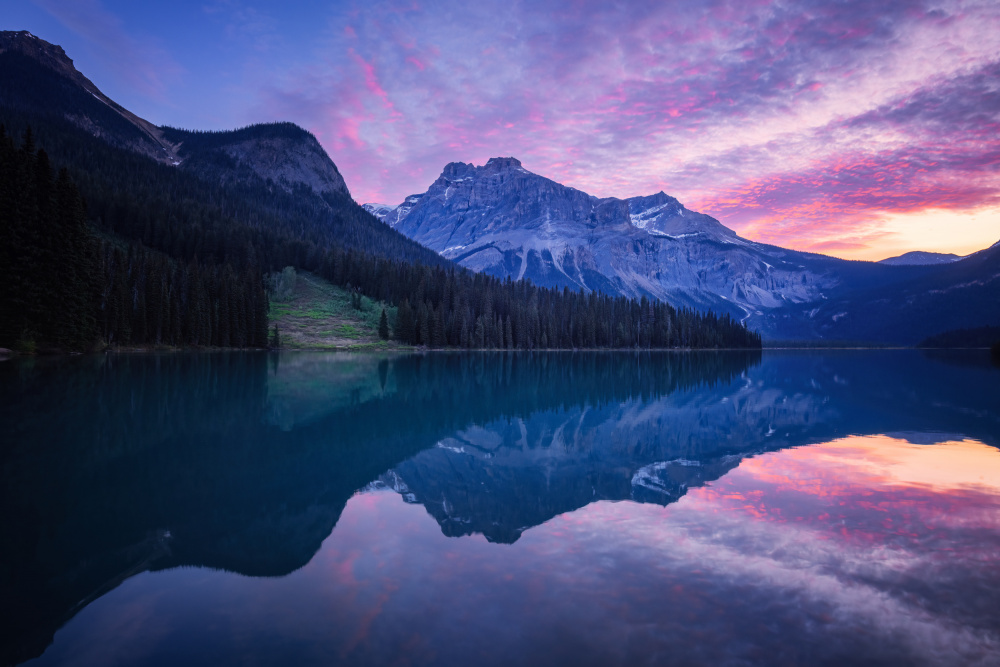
<box><xmin>316</xmin><ymin>250</ymin><xmax>759</xmax><ymax>348</ymax></box>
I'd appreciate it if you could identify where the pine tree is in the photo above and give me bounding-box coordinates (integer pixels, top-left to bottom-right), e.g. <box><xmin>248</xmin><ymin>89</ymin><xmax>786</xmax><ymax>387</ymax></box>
<box><xmin>395</xmin><ymin>299</ymin><xmax>415</xmax><ymax>343</ymax></box>
<box><xmin>378</xmin><ymin>308</ymin><xmax>389</xmax><ymax>340</ymax></box>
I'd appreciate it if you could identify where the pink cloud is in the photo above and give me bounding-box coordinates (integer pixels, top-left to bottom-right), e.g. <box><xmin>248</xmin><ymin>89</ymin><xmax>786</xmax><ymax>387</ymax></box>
<box><xmin>241</xmin><ymin>0</ymin><xmax>1000</xmax><ymax>255</ymax></box>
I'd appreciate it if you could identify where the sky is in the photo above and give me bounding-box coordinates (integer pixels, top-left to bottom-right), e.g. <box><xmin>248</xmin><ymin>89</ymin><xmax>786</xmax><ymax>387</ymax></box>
<box><xmin>7</xmin><ymin>0</ymin><xmax>1000</xmax><ymax>260</ymax></box>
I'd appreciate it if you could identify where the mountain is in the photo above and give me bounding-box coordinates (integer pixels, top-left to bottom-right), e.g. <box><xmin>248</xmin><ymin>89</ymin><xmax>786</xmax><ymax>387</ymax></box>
<box><xmin>361</xmin><ymin>202</ymin><xmax>399</xmax><ymax>219</ymax></box>
<box><xmin>369</xmin><ymin>158</ymin><xmax>750</xmax><ymax>299</ymax></box>
<box><xmin>0</xmin><ymin>28</ymin><xmax>465</xmax><ymax>351</ymax></box>
<box><xmin>878</xmin><ymin>251</ymin><xmax>962</xmax><ymax>266</ymax></box>
<box><xmin>0</xmin><ymin>31</ymin><xmax>348</xmax><ymax>200</ymax></box>
<box><xmin>0</xmin><ymin>30</ymin><xmax>178</xmax><ymax>164</ymax></box>
<box><xmin>810</xmin><ymin>242</ymin><xmax>1000</xmax><ymax>343</ymax></box>
<box><xmin>367</xmin><ymin>158</ymin><xmax>1000</xmax><ymax>343</ymax></box>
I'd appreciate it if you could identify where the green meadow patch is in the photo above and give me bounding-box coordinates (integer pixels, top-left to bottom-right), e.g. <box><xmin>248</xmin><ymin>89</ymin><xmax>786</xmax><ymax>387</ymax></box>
<box><xmin>268</xmin><ymin>268</ymin><xmax>398</xmax><ymax>350</ymax></box>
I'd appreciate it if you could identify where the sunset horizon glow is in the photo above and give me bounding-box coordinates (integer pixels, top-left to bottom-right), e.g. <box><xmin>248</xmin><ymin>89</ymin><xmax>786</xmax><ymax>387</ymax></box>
<box><xmin>8</xmin><ymin>0</ymin><xmax>1000</xmax><ymax>261</ymax></box>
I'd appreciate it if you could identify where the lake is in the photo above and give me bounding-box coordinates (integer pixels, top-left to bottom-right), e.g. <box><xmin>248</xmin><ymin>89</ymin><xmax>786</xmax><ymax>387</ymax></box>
<box><xmin>2</xmin><ymin>350</ymin><xmax>999</xmax><ymax>666</ymax></box>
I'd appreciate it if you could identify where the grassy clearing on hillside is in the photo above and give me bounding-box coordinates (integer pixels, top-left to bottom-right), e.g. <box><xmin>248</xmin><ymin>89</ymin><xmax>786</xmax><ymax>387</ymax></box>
<box><xmin>268</xmin><ymin>268</ymin><xmax>399</xmax><ymax>350</ymax></box>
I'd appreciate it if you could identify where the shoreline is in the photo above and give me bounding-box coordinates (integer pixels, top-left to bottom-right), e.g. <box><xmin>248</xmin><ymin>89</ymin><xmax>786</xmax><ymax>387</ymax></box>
<box><xmin>5</xmin><ymin>343</ymin><xmax>995</xmax><ymax>359</ymax></box>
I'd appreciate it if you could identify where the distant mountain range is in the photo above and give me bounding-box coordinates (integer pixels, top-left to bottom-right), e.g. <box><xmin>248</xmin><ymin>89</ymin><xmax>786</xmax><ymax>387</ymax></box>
<box><xmin>365</xmin><ymin>159</ymin><xmax>999</xmax><ymax>343</ymax></box>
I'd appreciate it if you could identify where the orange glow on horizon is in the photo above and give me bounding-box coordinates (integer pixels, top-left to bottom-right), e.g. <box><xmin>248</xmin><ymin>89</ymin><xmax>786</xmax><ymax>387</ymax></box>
<box><xmin>724</xmin><ymin>206</ymin><xmax>1000</xmax><ymax>261</ymax></box>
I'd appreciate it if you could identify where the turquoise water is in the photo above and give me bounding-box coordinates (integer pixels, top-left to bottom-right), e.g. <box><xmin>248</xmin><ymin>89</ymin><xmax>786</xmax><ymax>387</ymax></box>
<box><xmin>2</xmin><ymin>350</ymin><xmax>999</xmax><ymax>666</ymax></box>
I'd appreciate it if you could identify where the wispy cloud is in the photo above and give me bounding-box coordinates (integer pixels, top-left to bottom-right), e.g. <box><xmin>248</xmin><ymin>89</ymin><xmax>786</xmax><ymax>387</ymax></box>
<box><xmin>244</xmin><ymin>0</ymin><xmax>1000</xmax><ymax>255</ymax></box>
<box><xmin>683</xmin><ymin>60</ymin><xmax>1000</xmax><ymax>252</ymax></box>
<box><xmin>202</xmin><ymin>0</ymin><xmax>281</xmax><ymax>54</ymax></box>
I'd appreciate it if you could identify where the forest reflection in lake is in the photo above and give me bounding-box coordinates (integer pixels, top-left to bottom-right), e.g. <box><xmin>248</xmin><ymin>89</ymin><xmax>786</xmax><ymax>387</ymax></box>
<box><xmin>2</xmin><ymin>349</ymin><xmax>999</xmax><ymax>666</ymax></box>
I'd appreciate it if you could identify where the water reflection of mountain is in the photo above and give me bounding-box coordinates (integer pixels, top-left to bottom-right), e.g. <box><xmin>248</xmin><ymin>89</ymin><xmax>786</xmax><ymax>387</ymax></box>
<box><xmin>1</xmin><ymin>349</ymin><xmax>997</xmax><ymax>665</ymax></box>
<box><xmin>375</xmin><ymin>350</ymin><xmax>1000</xmax><ymax>544</ymax></box>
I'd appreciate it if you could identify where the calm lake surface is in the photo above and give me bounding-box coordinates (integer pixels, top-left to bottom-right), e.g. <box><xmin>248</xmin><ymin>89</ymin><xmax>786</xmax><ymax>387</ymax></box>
<box><xmin>2</xmin><ymin>350</ymin><xmax>999</xmax><ymax>666</ymax></box>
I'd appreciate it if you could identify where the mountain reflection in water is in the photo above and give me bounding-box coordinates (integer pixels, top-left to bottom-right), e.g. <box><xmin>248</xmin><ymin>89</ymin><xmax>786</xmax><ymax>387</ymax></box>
<box><xmin>2</xmin><ymin>350</ymin><xmax>999</xmax><ymax>666</ymax></box>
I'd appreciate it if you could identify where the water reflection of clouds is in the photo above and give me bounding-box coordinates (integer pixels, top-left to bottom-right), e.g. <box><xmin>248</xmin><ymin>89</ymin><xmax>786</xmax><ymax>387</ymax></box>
<box><xmin>28</xmin><ymin>436</ymin><xmax>1000</xmax><ymax>666</ymax></box>
<box><xmin>314</xmin><ymin>435</ymin><xmax>1000</xmax><ymax>665</ymax></box>
<box><xmin>585</xmin><ymin>436</ymin><xmax>1000</xmax><ymax>664</ymax></box>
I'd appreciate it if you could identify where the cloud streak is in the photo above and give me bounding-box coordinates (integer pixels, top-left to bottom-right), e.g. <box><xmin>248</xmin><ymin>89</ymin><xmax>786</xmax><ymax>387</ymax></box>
<box><xmin>246</xmin><ymin>0</ymin><xmax>1000</xmax><ymax>257</ymax></box>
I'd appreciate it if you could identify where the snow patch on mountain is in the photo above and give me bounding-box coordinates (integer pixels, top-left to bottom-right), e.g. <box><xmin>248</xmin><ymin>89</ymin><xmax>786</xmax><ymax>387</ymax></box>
<box><xmin>362</xmin><ymin>203</ymin><xmax>397</xmax><ymax>219</ymax></box>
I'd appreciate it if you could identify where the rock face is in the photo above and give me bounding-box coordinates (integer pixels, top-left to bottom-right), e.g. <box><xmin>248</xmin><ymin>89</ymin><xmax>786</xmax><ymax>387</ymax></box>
<box><xmin>223</xmin><ymin>133</ymin><xmax>348</xmax><ymax>197</ymax></box>
<box><xmin>361</xmin><ymin>202</ymin><xmax>399</xmax><ymax>219</ymax></box>
<box><xmin>162</xmin><ymin>123</ymin><xmax>351</xmax><ymax>198</ymax></box>
<box><xmin>368</xmin><ymin>157</ymin><xmax>1000</xmax><ymax>342</ymax></box>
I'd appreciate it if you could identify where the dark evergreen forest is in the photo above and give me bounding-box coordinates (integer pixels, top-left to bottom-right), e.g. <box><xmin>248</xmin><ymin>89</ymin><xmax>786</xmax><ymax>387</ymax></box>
<box><xmin>0</xmin><ymin>128</ymin><xmax>270</xmax><ymax>350</ymax></box>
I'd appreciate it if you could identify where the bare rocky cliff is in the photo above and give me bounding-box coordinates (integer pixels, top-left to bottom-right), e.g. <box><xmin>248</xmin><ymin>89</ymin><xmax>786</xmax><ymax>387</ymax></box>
<box><xmin>366</xmin><ymin>157</ymin><xmax>841</xmax><ymax>336</ymax></box>
<box><xmin>162</xmin><ymin>123</ymin><xmax>351</xmax><ymax>199</ymax></box>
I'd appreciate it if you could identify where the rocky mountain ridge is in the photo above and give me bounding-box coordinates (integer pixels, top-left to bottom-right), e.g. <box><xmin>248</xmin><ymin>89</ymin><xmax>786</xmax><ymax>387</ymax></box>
<box><xmin>365</xmin><ymin>156</ymin><xmax>802</xmax><ymax>318</ymax></box>
<box><xmin>0</xmin><ymin>30</ymin><xmax>180</xmax><ymax>164</ymax></box>
<box><xmin>0</xmin><ymin>30</ymin><xmax>348</xmax><ymax>199</ymax></box>
<box><xmin>365</xmin><ymin>158</ymin><xmax>837</xmax><ymax>334</ymax></box>
<box><xmin>161</xmin><ymin>123</ymin><xmax>350</xmax><ymax>198</ymax></box>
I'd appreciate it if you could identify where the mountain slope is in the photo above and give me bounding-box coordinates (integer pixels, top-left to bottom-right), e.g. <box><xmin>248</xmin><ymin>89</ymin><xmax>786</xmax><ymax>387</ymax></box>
<box><xmin>0</xmin><ymin>30</ymin><xmax>177</xmax><ymax>163</ymax></box>
<box><xmin>814</xmin><ymin>243</ymin><xmax>1000</xmax><ymax>344</ymax></box>
<box><xmin>368</xmin><ymin>157</ymin><xmax>988</xmax><ymax>341</ymax></box>
<box><xmin>1</xmin><ymin>31</ymin><xmax>349</xmax><ymax>201</ymax></box>
<box><xmin>161</xmin><ymin>123</ymin><xmax>350</xmax><ymax>198</ymax></box>
<box><xmin>369</xmin><ymin>157</ymin><xmax>828</xmax><ymax>317</ymax></box>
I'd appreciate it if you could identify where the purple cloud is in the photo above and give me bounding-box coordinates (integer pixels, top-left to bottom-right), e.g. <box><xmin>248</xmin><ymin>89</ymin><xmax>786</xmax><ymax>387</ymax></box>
<box><xmin>686</xmin><ymin>60</ymin><xmax>1000</xmax><ymax>251</ymax></box>
<box><xmin>244</xmin><ymin>0</ymin><xmax>1000</xmax><ymax>256</ymax></box>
